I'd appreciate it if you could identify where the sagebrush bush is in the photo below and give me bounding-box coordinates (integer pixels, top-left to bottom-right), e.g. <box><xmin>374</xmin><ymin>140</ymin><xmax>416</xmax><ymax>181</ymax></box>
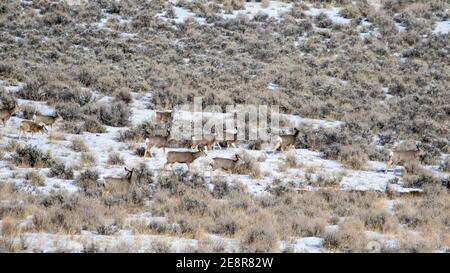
<box><xmin>20</xmin><ymin>104</ymin><xmax>37</xmax><ymax>120</ymax></box>
<box><xmin>77</xmin><ymin>169</ymin><xmax>101</xmax><ymax>196</ymax></box>
<box><xmin>90</xmin><ymin>102</ymin><xmax>130</xmax><ymax>127</ymax></box>
<box><xmin>324</xmin><ymin>219</ymin><xmax>368</xmax><ymax>253</ymax></box>
<box><xmin>25</xmin><ymin>171</ymin><xmax>46</xmax><ymax>187</ymax></box>
<box><xmin>56</xmin><ymin>102</ymin><xmax>84</xmax><ymax>121</ymax></box>
<box><xmin>48</xmin><ymin>163</ymin><xmax>74</xmax><ymax>180</ymax></box>
<box><xmin>338</xmin><ymin>145</ymin><xmax>369</xmax><ymax>170</ymax></box>
<box><xmin>12</xmin><ymin>145</ymin><xmax>54</xmax><ymax>168</ymax></box>
<box><xmin>240</xmin><ymin>224</ymin><xmax>278</xmax><ymax>253</ymax></box>
<box><xmin>440</xmin><ymin>157</ymin><xmax>450</xmax><ymax>173</ymax></box>
<box><xmin>82</xmin><ymin>117</ymin><xmax>106</xmax><ymax>133</ymax></box>
<box><xmin>81</xmin><ymin>152</ymin><xmax>97</xmax><ymax>166</ymax></box>
<box><xmin>234</xmin><ymin>152</ymin><xmax>261</xmax><ymax>178</ymax></box>
<box><xmin>0</xmin><ymin>91</ymin><xmax>17</xmax><ymax>110</ymax></box>
<box><xmin>71</xmin><ymin>137</ymin><xmax>88</xmax><ymax>152</ymax></box>
<box><xmin>113</xmin><ymin>88</ymin><xmax>133</xmax><ymax>104</ymax></box>
<box><xmin>107</xmin><ymin>152</ymin><xmax>125</xmax><ymax>166</ymax></box>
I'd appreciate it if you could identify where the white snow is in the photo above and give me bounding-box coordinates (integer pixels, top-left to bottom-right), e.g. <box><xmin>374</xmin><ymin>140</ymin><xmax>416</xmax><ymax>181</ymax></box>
<box><xmin>303</xmin><ymin>7</ymin><xmax>351</xmax><ymax>25</ymax></box>
<box><xmin>281</xmin><ymin>237</ymin><xmax>324</xmax><ymax>253</ymax></box>
<box><xmin>433</xmin><ymin>20</ymin><xmax>450</xmax><ymax>35</ymax></box>
<box><xmin>220</xmin><ymin>1</ymin><xmax>293</xmax><ymax>20</ymax></box>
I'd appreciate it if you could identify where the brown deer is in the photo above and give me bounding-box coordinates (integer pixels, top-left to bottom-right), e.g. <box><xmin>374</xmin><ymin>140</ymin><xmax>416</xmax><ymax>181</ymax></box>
<box><xmin>19</xmin><ymin>120</ymin><xmax>48</xmax><ymax>138</ymax></box>
<box><xmin>191</xmin><ymin>133</ymin><xmax>220</xmax><ymax>150</ymax></box>
<box><xmin>165</xmin><ymin>145</ymin><xmax>207</xmax><ymax>171</ymax></box>
<box><xmin>0</xmin><ymin>105</ymin><xmax>19</xmax><ymax>127</ymax></box>
<box><xmin>210</xmin><ymin>154</ymin><xmax>240</xmax><ymax>172</ymax></box>
<box><xmin>273</xmin><ymin>128</ymin><xmax>300</xmax><ymax>152</ymax></box>
<box><xmin>154</xmin><ymin>110</ymin><xmax>173</xmax><ymax>123</ymax></box>
<box><xmin>33</xmin><ymin>113</ymin><xmax>61</xmax><ymax>129</ymax></box>
<box><xmin>385</xmin><ymin>145</ymin><xmax>421</xmax><ymax>174</ymax></box>
<box><xmin>144</xmin><ymin>135</ymin><xmax>170</xmax><ymax>157</ymax></box>
<box><xmin>102</xmin><ymin>167</ymin><xmax>137</xmax><ymax>196</ymax></box>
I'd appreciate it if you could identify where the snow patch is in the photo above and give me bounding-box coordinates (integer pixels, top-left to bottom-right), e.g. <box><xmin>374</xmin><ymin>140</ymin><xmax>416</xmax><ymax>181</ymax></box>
<box><xmin>303</xmin><ymin>7</ymin><xmax>351</xmax><ymax>25</ymax></box>
<box><xmin>433</xmin><ymin>20</ymin><xmax>450</xmax><ymax>35</ymax></box>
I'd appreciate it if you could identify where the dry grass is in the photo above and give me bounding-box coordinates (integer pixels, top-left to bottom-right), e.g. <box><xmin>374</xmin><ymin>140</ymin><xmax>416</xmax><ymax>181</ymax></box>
<box><xmin>71</xmin><ymin>137</ymin><xmax>88</xmax><ymax>152</ymax></box>
<box><xmin>80</xmin><ymin>152</ymin><xmax>97</xmax><ymax>167</ymax></box>
<box><xmin>25</xmin><ymin>171</ymin><xmax>46</xmax><ymax>187</ymax></box>
<box><xmin>107</xmin><ymin>152</ymin><xmax>125</xmax><ymax>166</ymax></box>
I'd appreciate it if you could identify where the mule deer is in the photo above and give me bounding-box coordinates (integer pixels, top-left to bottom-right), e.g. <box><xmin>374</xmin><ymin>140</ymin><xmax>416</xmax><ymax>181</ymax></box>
<box><xmin>33</xmin><ymin>113</ymin><xmax>61</xmax><ymax>129</ymax></box>
<box><xmin>19</xmin><ymin>120</ymin><xmax>48</xmax><ymax>138</ymax></box>
<box><xmin>385</xmin><ymin>145</ymin><xmax>421</xmax><ymax>174</ymax></box>
<box><xmin>144</xmin><ymin>134</ymin><xmax>170</xmax><ymax>157</ymax></box>
<box><xmin>210</xmin><ymin>154</ymin><xmax>240</xmax><ymax>172</ymax></box>
<box><xmin>165</xmin><ymin>145</ymin><xmax>207</xmax><ymax>171</ymax></box>
<box><xmin>273</xmin><ymin>128</ymin><xmax>300</xmax><ymax>152</ymax></box>
<box><xmin>102</xmin><ymin>167</ymin><xmax>136</xmax><ymax>195</ymax></box>
<box><xmin>191</xmin><ymin>133</ymin><xmax>220</xmax><ymax>150</ymax></box>
<box><xmin>0</xmin><ymin>105</ymin><xmax>19</xmax><ymax>127</ymax></box>
<box><xmin>154</xmin><ymin>110</ymin><xmax>173</xmax><ymax>123</ymax></box>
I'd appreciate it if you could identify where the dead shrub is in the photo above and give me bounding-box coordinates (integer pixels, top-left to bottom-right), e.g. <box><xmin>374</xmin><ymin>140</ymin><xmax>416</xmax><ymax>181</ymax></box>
<box><xmin>107</xmin><ymin>152</ymin><xmax>125</xmax><ymax>166</ymax></box>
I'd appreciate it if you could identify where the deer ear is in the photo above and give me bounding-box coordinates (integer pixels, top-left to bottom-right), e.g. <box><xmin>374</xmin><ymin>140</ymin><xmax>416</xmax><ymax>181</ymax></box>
<box><xmin>124</xmin><ymin>167</ymin><xmax>130</xmax><ymax>172</ymax></box>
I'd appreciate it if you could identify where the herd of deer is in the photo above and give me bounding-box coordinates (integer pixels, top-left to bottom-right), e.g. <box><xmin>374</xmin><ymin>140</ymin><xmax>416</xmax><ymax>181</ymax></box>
<box><xmin>1</xmin><ymin>103</ymin><xmax>61</xmax><ymax>138</ymax></box>
<box><xmin>144</xmin><ymin>111</ymin><xmax>306</xmax><ymax>172</ymax></box>
<box><xmin>2</xmin><ymin>104</ymin><xmax>424</xmax><ymax>190</ymax></box>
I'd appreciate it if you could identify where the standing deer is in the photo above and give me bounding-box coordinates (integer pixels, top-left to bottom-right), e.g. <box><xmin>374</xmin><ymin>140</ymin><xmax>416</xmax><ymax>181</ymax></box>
<box><xmin>19</xmin><ymin>120</ymin><xmax>48</xmax><ymax>138</ymax></box>
<box><xmin>210</xmin><ymin>154</ymin><xmax>240</xmax><ymax>172</ymax></box>
<box><xmin>144</xmin><ymin>135</ymin><xmax>170</xmax><ymax>157</ymax></box>
<box><xmin>0</xmin><ymin>105</ymin><xmax>19</xmax><ymax>127</ymax></box>
<box><xmin>165</xmin><ymin>145</ymin><xmax>207</xmax><ymax>171</ymax></box>
<box><xmin>102</xmin><ymin>167</ymin><xmax>137</xmax><ymax>196</ymax></box>
<box><xmin>154</xmin><ymin>110</ymin><xmax>173</xmax><ymax>123</ymax></box>
<box><xmin>273</xmin><ymin>127</ymin><xmax>300</xmax><ymax>152</ymax></box>
<box><xmin>191</xmin><ymin>133</ymin><xmax>221</xmax><ymax>150</ymax></box>
<box><xmin>385</xmin><ymin>145</ymin><xmax>421</xmax><ymax>174</ymax></box>
<box><xmin>33</xmin><ymin>113</ymin><xmax>61</xmax><ymax>130</ymax></box>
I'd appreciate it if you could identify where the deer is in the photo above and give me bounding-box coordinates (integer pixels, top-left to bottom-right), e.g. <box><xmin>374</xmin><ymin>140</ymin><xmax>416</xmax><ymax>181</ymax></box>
<box><xmin>0</xmin><ymin>105</ymin><xmax>19</xmax><ymax>127</ymax></box>
<box><xmin>101</xmin><ymin>167</ymin><xmax>137</xmax><ymax>196</ymax></box>
<box><xmin>154</xmin><ymin>110</ymin><xmax>173</xmax><ymax>123</ymax></box>
<box><xmin>19</xmin><ymin>120</ymin><xmax>48</xmax><ymax>138</ymax></box>
<box><xmin>273</xmin><ymin>127</ymin><xmax>300</xmax><ymax>152</ymax></box>
<box><xmin>144</xmin><ymin>135</ymin><xmax>170</xmax><ymax>157</ymax></box>
<box><xmin>191</xmin><ymin>133</ymin><xmax>221</xmax><ymax>150</ymax></box>
<box><xmin>33</xmin><ymin>113</ymin><xmax>61</xmax><ymax>130</ymax></box>
<box><xmin>210</xmin><ymin>154</ymin><xmax>240</xmax><ymax>172</ymax></box>
<box><xmin>164</xmin><ymin>145</ymin><xmax>207</xmax><ymax>171</ymax></box>
<box><xmin>385</xmin><ymin>145</ymin><xmax>421</xmax><ymax>174</ymax></box>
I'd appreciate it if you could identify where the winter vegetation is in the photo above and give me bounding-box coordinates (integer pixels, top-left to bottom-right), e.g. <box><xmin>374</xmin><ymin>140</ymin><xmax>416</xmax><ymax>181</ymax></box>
<box><xmin>0</xmin><ymin>0</ymin><xmax>449</xmax><ymax>253</ymax></box>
